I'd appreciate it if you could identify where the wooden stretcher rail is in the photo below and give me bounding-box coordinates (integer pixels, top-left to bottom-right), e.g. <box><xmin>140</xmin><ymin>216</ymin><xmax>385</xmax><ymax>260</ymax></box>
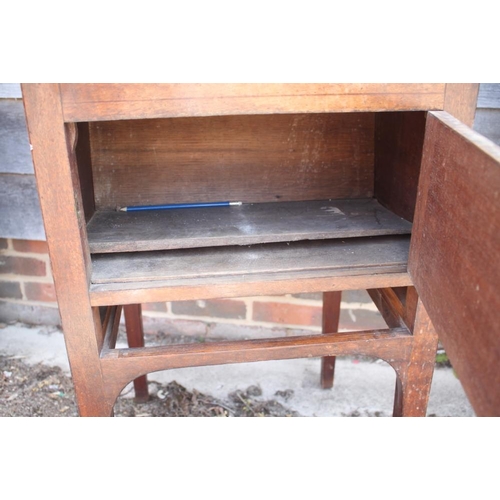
<box><xmin>101</xmin><ymin>306</ymin><xmax>122</xmax><ymax>351</ymax></box>
<box><xmin>368</xmin><ymin>288</ymin><xmax>407</xmax><ymax>329</ymax></box>
<box><xmin>101</xmin><ymin>328</ymin><xmax>412</xmax><ymax>374</ymax></box>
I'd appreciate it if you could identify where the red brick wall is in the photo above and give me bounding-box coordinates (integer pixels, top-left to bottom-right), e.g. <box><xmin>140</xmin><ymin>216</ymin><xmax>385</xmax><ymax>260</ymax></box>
<box><xmin>0</xmin><ymin>238</ymin><xmax>60</xmax><ymax>324</ymax></box>
<box><xmin>1</xmin><ymin>238</ymin><xmax>386</xmax><ymax>336</ymax></box>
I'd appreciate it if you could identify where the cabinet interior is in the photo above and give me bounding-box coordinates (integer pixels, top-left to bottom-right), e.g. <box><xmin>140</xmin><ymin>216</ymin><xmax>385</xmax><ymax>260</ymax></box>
<box><xmin>73</xmin><ymin>111</ymin><xmax>427</xmax><ymax>286</ymax></box>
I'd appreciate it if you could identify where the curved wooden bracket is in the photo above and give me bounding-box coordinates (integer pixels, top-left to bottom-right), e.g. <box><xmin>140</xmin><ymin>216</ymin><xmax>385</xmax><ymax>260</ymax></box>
<box><xmin>100</xmin><ymin>328</ymin><xmax>413</xmax><ymax>411</ymax></box>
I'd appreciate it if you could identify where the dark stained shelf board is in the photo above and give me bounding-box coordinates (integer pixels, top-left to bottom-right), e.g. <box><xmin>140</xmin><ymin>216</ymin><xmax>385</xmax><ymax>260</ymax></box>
<box><xmin>91</xmin><ymin>235</ymin><xmax>410</xmax><ymax>286</ymax></box>
<box><xmin>87</xmin><ymin>198</ymin><xmax>412</xmax><ymax>254</ymax></box>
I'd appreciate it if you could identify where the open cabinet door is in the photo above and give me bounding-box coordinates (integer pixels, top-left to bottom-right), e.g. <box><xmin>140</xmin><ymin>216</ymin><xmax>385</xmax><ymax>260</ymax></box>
<box><xmin>409</xmin><ymin>111</ymin><xmax>500</xmax><ymax>416</ymax></box>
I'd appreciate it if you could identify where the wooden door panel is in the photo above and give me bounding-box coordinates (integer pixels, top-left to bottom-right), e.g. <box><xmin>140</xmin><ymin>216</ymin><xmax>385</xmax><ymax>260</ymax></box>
<box><xmin>409</xmin><ymin>111</ymin><xmax>500</xmax><ymax>416</ymax></box>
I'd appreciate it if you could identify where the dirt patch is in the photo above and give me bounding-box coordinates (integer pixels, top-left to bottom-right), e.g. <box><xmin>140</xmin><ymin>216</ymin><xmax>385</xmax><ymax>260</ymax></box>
<box><xmin>1</xmin><ymin>355</ymin><xmax>300</xmax><ymax>417</ymax></box>
<box><xmin>1</xmin><ymin>356</ymin><xmax>78</xmax><ymax>417</ymax></box>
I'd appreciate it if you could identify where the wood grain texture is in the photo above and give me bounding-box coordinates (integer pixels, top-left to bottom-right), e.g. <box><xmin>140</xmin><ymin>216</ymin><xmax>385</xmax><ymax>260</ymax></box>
<box><xmin>61</xmin><ymin>83</ymin><xmax>446</xmax><ymax>122</ymax></box>
<box><xmin>409</xmin><ymin>111</ymin><xmax>500</xmax><ymax>416</ymax></box>
<box><xmin>89</xmin><ymin>236</ymin><xmax>412</xmax><ymax>306</ymax></box>
<box><xmin>92</xmin><ymin>235</ymin><xmax>410</xmax><ymax>284</ymax></box>
<box><xmin>90</xmin><ymin>113</ymin><xmax>374</xmax><ymax>209</ymax></box>
<box><xmin>101</xmin><ymin>305</ymin><xmax>121</xmax><ymax>351</ymax></box>
<box><xmin>444</xmin><ymin>84</ymin><xmax>479</xmax><ymax>127</ymax></box>
<box><xmin>367</xmin><ymin>288</ymin><xmax>405</xmax><ymax>329</ymax></box>
<box><xmin>27</xmin><ymin>83</ymin><xmax>476</xmax><ymax>417</ymax></box>
<box><xmin>75</xmin><ymin>122</ymin><xmax>96</xmax><ymax>222</ymax></box>
<box><xmin>21</xmin><ymin>84</ymin><xmax>109</xmax><ymax>416</ymax></box>
<box><xmin>403</xmin><ymin>287</ymin><xmax>419</xmax><ymax>334</ymax></box>
<box><xmin>391</xmin><ymin>286</ymin><xmax>408</xmax><ymax>305</ymax></box>
<box><xmin>392</xmin><ymin>299</ymin><xmax>438</xmax><ymax>417</ymax></box>
<box><xmin>90</xmin><ymin>271</ymin><xmax>413</xmax><ymax>307</ymax></box>
<box><xmin>87</xmin><ymin>199</ymin><xmax>412</xmax><ymax>253</ymax></box>
<box><xmin>374</xmin><ymin>112</ymin><xmax>427</xmax><ymax>222</ymax></box>
<box><xmin>100</xmin><ymin>306</ymin><xmax>112</xmax><ymax>339</ymax></box>
<box><xmin>100</xmin><ymin>328</ymin><xmax>412</xmax><ymax>404</ymax></box>
<box><xmin>321</xmin><ymin>291</ymin><xmax>341</xmax><ymax>389</ymax></box>
<box><xmin>365</xmin><ymin>288</ymin><xmax>437</xmax><ymax>416</ymax></box>
<box><xmin>123</xmin><ymin>304</ymin><xmax>149</xmax><ymax>402</ymax></box>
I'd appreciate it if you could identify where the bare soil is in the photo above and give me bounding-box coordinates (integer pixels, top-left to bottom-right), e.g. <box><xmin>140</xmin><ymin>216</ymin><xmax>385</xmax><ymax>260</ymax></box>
<box><xmin>0</xmin><ymin>354</ymin><xmax>300</xmax><ymax>417</ymax></box>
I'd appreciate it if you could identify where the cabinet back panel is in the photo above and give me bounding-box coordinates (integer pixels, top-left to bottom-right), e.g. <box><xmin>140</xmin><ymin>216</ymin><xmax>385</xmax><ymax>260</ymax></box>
<box><xmin>90</xmin><ymin>113</ymin><xmax>374</xmax><ymax>209</ymax></box>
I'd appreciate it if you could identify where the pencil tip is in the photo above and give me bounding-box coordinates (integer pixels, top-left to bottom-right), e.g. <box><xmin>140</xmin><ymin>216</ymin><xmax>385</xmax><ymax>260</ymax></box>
<box><xmin>118</xmin><ymin>207</ymin><xmax>127</xmax><ymax>212</ymax></box>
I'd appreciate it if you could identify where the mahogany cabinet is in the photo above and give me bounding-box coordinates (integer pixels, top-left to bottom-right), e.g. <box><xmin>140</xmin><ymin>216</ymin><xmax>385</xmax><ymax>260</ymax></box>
<box><xmin>21</xmin><ymin>84</ymin><xmax>500</xmax><ymax>416</ymax></box>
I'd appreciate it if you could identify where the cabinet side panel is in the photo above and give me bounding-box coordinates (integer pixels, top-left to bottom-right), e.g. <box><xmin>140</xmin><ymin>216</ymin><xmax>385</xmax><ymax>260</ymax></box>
<box><xmin>409</xmin><ymin>111</ymin><xmax>500</xmax><ymax>416</ymax></box>
<box><xmin>374</xmin><ymin>112</ymin><xmax>427</xmax><ymax>222</ymax></box>
<box><xmin>75</xmin><ymin>122</ymin><xmax>96</xmax><ymax>222</ymax></box>
<box><xmin>90</xmin><ymin>113</ymin><xmax>374</xmax><ymax>209</ymax></box>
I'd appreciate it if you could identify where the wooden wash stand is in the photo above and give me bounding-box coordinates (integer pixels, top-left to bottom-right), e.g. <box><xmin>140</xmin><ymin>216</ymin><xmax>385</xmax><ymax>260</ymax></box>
<box><xmin>22</xmin><ymin>84</ymin><xmax>500</xmax><ymax>417</ymax></box>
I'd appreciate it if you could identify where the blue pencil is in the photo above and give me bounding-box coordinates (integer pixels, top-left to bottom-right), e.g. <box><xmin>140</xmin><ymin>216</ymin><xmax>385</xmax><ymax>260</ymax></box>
<box><xmin>119</xmin><ymin>201</ymin><xmax>242</xmax><ymax>212</ymax></box>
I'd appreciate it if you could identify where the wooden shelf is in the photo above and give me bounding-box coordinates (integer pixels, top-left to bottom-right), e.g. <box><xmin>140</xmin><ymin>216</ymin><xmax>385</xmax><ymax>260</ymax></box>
<box><xmin>89</xmin><ymin>235</ymin><xmax>411</xmax><ymax>305</ymax></box>
<box><xmin>87</xmin><ymin>198</ymin><xmax>412</xmax><ymax>254</ymax></box>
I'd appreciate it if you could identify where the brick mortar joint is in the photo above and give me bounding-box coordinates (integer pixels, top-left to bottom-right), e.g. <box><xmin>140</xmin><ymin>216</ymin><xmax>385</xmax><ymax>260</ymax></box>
<box><xmin>167</xmin><ymin>296</ymin><xmax>376</xmax><ymax>311</ymax></box>
<box><xmin>19</xmin><ymin>282</ymin><xmax>27</xmax><ymax>301</ymax></box>
<box><xmin>0</xmin><ymin>297</ymin><xmax>59</xmax><ymax>308</ymax></box>
<box><xmin>136</xmin><ymin>316</ymin><xmax>319</xmax><ymax>339</ymax></box>
<box><xmin>245</xmin><ymin>297</ymin><xmax>254</xmax><ymax>322</ymax></box>
<box><xmin>160</xmin><ymin>310</ymin><xmax>248</xmax><ymax>324</ymax></box>
<box><xmin>242</xmin><ymin>295</ymin><xmax>323</xmax><ymax>305</ymax></box>
<box><xmin>248</xmin><ymin>297</ymin><xmax>378</xmax><ymax>312</ymax></box>
<box><xmin>0</xmin><ymin>248</ymin><xmax>50</xmax><ymax>259</ymax></box>
<box><xmin>0</xmin><ymin>274</ymin><xmax>54</xmax><ymax>284</ymax></box>
<box><xmin>141</xmin><ymin>310</ymin><xmax>372</xmax><ymax>334</ymax></box>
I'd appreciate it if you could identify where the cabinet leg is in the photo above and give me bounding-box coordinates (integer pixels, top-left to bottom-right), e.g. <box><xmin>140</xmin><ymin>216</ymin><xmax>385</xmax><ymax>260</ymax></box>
<box><xmin>124</xmin><ymin>304</ymin><xmax>149</xmax><ymax>403</ymax></box>
<box><xmin>59</xmin><ymin>309</ymin><xmax>116</xmax><ymax>416</ymax></box>
<box><xmin>392</xmin><ymin>298</ymin><xmax>438</xmax><ymax>416</ymax></box>
<box><xmin>320</xmin><ymin>291</ymin><xmax>342</xmax><ymax>389</ymax></box>
<box><xmin>78</xmin><ymin>398</ymin><xmax>116</xmax><ymax>417</ymax></box>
